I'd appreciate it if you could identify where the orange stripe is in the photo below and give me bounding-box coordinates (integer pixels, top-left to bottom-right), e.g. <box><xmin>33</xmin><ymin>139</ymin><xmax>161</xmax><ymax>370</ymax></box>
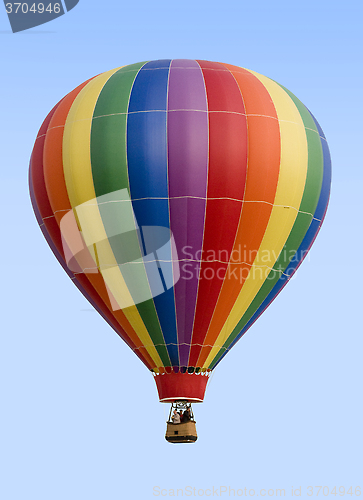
<box><xmin>196</xmin><ymin>66</ymin><xmax>281</xmax><ymax>367</ymax></box>
<box><xmin>44</xmin><ymin>81</ymin><xmax>91</xmax><ymax>225</ymax></box>
<box><xmin>42</xmin><ymin>80</ymin><xmax>156</xmax><ymax>370</ymax></box>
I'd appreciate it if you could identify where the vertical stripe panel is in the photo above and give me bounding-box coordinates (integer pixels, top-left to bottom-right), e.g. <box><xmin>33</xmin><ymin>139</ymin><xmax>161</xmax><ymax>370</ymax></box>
<box><xmin>127</xmin><ymin>60</ymin><xmax>176</xmax><ymax>366</ymax></box>
<box><xmin>91</xmin><ymin>63</ymin><xmax>146</xmax><ymax>197</ymax></box>
<box><xmin>167</xmin><ymin>59</ymin><xmax>209</xmax><ymax>367</ymax></box>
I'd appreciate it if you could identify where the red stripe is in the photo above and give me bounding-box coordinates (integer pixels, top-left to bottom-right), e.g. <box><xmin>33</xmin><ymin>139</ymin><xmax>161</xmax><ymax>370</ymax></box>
<box><xmin>30</xmin><ymin>102</ymin><xmax>65</xmax><ymax>255</ymax></box>
<box><xmin>188</xmin><ymin>61</ymin><xmax>248</xmax><ymax>367</ymax></box>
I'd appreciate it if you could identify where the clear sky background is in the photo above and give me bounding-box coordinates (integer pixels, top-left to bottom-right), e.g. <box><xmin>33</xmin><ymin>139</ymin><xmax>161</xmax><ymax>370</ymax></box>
<box><xmin>0</xmin><ymin>1</ymin><xmax>362</xmax><ymax>499</ymax></box>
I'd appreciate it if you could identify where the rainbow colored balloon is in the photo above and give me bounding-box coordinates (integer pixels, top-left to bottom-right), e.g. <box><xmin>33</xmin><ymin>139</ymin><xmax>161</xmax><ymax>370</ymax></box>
<box><xmin>29</xmin><ymin>60</ymin><xmax>331</xmax><ymax>403</ymax></box>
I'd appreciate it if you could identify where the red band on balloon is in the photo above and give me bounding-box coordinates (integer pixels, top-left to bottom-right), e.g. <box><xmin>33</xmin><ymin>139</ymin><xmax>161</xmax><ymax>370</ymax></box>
<box><xmin>154</xmin><ymin>372</ymin><xmax>209</xmax><ymax>402</ymax></box>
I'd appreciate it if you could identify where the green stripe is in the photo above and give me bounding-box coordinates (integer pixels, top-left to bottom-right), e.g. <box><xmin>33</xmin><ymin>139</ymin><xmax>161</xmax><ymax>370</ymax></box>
<box><xmin>91</xmin><ymin>62</ymin><xmax>146</xmax><ymax>196</ymax></box>
<box><xmin>208</xmin><ymin>87</ymin><xmax>324</xmax><ymax>369</ymax></box>
<box><xmin>90</xmin><ymin>63</ymin><xmax>171</xmax><ymax>366</ymax></box>
<box><xmin>281</xmin><ymin>84</ymin><xmax>324</xmax><ymax>216</ymax></box>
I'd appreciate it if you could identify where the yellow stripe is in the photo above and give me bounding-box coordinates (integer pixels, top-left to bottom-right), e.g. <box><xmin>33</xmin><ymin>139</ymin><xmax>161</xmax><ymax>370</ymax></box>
<box><xmin>62</xmin><ymin>69</ymin><xmax>164</xmax><ymax>368</ymax></box>
<box><xmin>203</xmin><ymin>71</ymin><xmax>308</xmax><ymax>367</ymax></box>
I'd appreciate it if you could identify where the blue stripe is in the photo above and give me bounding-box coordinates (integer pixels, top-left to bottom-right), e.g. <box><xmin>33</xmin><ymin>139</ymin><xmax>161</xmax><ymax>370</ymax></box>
<box><xmin>128</xmin><ymin>59</ymin><xmax>171</xmax><ymax>113</ymax></box>
<box><xmin>210</xmin><ymin>113</ymin><xmax>331</xmax><ymax>370</ymax></box>
<box><xmin>309</xmin><ymin>112</ymin><xmax>332</xmax><ymax>221</ymax></box>
<box><xmin>127</xmin><ymin>60</ymin><xmax>179</xmax><ymax>365</ymax></box>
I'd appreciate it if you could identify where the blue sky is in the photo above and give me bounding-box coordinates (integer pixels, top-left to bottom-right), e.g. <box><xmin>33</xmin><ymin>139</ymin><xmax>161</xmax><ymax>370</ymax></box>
<box><xmin>0</xmin><ymin>1</ymin><xmax>362</xmax><ymax>499</ymax></box>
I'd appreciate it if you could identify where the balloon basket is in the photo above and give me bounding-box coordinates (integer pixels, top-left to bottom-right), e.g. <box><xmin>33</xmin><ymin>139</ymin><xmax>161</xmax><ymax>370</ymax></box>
<box><xmin>165</xmin><ymin>421</ymin><xmax>198</xmax><ymax>444</ymax></box>
<box><xmin>165</xmin><ymin>401</ymin><xmax>198</xmax><ymax>444</ymax></box>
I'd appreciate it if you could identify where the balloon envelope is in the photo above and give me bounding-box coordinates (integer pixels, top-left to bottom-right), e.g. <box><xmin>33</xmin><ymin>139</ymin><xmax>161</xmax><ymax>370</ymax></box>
<box><xmin>29</xmin><ymin>60</ymin><xmax>331</xmax><ymax>401</ymax></box>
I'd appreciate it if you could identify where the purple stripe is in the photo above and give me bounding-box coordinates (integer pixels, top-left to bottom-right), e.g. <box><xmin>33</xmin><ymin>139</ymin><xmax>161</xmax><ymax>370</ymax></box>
<box><xmin>167</xmin><ymin>59</ymin><xmax>209</xmax><ymax>366</ymax></box>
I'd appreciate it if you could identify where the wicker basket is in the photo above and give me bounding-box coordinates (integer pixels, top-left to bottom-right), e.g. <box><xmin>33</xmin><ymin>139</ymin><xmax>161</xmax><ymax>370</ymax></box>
<box><xmin>165</xmin><ymin>421</ymin><xmax>198</xmax><ymax>443</ymax></box>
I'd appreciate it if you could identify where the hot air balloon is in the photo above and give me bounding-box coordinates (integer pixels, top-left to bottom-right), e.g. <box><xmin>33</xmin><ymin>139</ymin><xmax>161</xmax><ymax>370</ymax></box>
<box><xmin>29</xmin><ymin>60</ymin><xmax>331</xmax><ymax>443</ymax></box>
